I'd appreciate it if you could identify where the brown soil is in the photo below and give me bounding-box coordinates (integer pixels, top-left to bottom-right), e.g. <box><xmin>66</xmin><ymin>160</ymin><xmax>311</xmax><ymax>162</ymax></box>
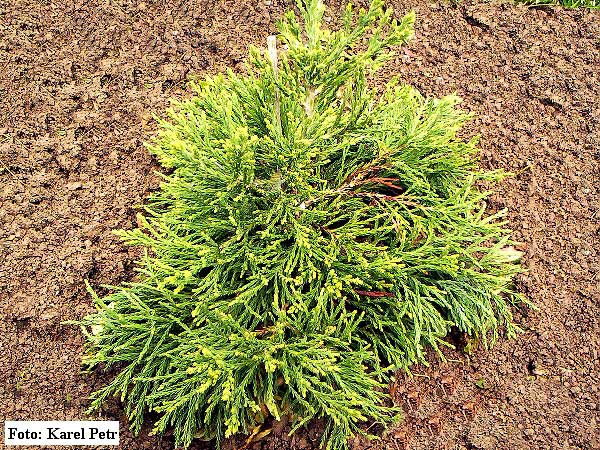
<box><xmin>1</xmin><ymin>1</ymin><xmax>598</xmax><ymax>450</ymax></box>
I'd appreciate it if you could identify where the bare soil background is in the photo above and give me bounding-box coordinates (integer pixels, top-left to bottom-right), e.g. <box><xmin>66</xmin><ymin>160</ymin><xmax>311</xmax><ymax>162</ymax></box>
<box><xmin>1</xmin><ymin>0</ymin><xmax>599</xmax><ymax>449</ymax></box>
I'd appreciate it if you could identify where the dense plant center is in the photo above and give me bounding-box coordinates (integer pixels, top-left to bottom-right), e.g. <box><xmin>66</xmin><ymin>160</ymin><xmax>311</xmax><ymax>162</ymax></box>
<box><xmin>78</xmin><ymin>1</ymin><xmax>525</xmax><ymax>449</ymax></box>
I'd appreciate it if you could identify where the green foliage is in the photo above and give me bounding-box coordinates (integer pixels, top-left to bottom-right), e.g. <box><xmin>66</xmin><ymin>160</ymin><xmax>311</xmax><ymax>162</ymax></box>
<box><xmin>77</xmin><ymin>1</ymin><xmax>525</xmax><ymax>448</ymax></box>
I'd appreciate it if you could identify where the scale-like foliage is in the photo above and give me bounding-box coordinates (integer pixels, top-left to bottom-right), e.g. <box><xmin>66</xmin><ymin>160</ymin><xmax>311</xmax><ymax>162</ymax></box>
<box><xmin>78</xmin><ymin>1</ymin><xmax>525</xmax><ymax>448</ymax></box>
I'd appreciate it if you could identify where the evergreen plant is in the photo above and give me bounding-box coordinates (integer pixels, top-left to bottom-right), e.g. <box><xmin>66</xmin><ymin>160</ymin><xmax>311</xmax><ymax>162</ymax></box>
<box><xmin>78</xmin><ymin>1</ymin><xmax>525</xmax><ymax>448</ymax></box>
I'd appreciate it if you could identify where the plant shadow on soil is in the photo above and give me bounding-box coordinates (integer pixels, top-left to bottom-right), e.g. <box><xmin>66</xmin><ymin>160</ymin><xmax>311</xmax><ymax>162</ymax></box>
<box><xmin>1</xmin><ymin>0</ymin><xmax>599</xmax><ymax>449</ymax></box>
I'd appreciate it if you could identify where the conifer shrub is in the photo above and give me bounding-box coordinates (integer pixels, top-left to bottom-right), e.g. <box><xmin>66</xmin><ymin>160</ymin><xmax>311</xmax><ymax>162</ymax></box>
<box><xmin>78</xmin><ymin>1</ymin><xmax>525</xmax><ymax>448</ymax></box>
